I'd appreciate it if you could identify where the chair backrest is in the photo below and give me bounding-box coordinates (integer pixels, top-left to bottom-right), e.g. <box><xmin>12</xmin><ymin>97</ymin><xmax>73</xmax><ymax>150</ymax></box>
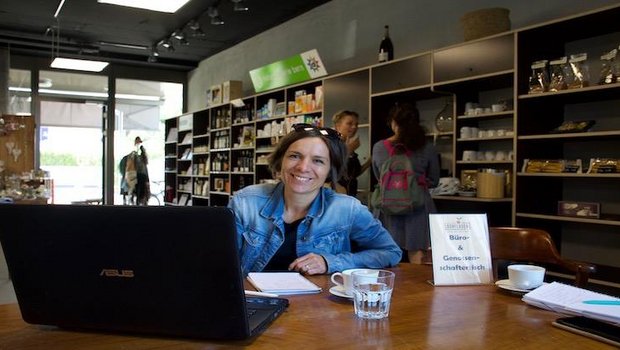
<box><xmin>488</xmin><ymin>227</ymin><xmax>596</xmax><ymax>287</ymax></box>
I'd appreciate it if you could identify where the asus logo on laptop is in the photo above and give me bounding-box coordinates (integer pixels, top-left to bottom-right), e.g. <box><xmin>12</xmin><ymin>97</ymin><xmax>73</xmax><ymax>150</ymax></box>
<box><xmin>100</xmin><ymin>269</ymin><xmax>134</xmax><ymax>278</ymax></box>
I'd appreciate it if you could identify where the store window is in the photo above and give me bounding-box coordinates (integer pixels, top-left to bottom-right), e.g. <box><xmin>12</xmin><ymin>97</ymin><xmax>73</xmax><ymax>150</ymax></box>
<box><xmin>8</xmin><ymin>69</ymin><xmax>31</xmax><ymax>115</ymax></box>
<box><xmin>38</xmin><ymin>71</ymin><xmax>108</xmax><ymax>204</ymax></box>
<box><xmin>114</xmin><ymin>79</ymin><xmax>182</xmax><ymax>205</ymax></box>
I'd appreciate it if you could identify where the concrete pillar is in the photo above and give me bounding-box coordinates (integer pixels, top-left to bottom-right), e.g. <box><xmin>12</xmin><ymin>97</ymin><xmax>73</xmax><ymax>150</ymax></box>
<box><xmin>0</xmin><ymin>47</ymin><xmax>8</xmax><ymax>115</ymax></box>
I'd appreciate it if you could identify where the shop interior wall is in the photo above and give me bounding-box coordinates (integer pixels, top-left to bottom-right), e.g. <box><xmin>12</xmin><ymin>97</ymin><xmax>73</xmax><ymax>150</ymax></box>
<box><xmin>187</xmin><ymin>0</ymin><xmax>619</xmax><ymax>112</ymax></box>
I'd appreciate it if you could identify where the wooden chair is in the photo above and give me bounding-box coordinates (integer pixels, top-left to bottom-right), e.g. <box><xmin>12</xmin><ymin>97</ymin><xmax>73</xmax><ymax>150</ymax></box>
<box><xmin>489</xmin><ymin>227</ymin><xmax>596</xmax><ymax>287</ymax></box>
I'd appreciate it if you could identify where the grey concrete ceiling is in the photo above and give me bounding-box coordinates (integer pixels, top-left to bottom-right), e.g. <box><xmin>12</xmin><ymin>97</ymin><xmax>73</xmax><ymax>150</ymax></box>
<box><xmin>0</xmin><ymin>0</ymin><xmax>331</xmax><ymax>71</ymax></box>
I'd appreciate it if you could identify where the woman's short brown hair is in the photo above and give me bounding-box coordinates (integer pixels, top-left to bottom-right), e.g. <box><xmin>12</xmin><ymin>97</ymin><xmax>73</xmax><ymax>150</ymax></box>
<box><xmin>268</xmin><ymin>125</ymin><xmax>347</xmax><ymax>184</ymax></box>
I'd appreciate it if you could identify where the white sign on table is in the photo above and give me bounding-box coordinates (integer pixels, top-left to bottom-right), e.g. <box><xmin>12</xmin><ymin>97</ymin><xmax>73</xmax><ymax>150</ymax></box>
<box><xmin>429</xmin><ymin>214</ymin><xmax>493</xmax><ymax>286</ymax></box>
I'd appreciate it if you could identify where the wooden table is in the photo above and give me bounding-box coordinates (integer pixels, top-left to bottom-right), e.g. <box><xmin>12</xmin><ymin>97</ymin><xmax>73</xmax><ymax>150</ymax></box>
<box><xmin>0</xmin><ymin>264</ymin><xmax>613</xmax><ymax>349</ymax></box>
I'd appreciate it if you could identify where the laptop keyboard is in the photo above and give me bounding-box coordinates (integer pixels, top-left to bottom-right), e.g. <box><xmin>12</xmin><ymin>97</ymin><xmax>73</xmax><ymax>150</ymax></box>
<box><xmin>247</xmin><ymin>308</ymin><xmax>258</xmax><ymax>318</ymax></box>
<box><xmin>245</xmin><ymin>296</ymin><xmax>289</xmax><ymax>320</ymax></box>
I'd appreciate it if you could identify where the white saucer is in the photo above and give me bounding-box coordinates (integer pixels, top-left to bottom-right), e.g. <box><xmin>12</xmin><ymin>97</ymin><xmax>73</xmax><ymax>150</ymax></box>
<box><xmin>329</xmin><ymin>286</ymin><xmax>353</xmax><ymax>299</ymax></box>
<box><xmin>495</xmin><ymin>279</ymin><xmax>545</xmax><ymax>293</ymax></box>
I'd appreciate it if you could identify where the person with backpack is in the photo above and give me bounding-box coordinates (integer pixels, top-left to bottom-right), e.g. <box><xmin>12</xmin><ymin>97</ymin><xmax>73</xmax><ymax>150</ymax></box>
<box><xmin>371</xmin><ymin>102</ymin><xmax>440</xmax><ymax>264</ymax></box>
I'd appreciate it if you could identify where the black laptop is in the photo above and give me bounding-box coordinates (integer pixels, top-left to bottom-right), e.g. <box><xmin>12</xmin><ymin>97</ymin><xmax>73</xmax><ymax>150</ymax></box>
<box><xmin>0</xmin><ymin>204</ymin><xmax>288</xmax><ymax>340</ymax></box>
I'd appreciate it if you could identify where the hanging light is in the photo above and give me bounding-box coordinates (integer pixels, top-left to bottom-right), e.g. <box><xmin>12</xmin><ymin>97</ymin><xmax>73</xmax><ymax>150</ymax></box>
<box><xmin>47</xmin><ymin>23</ymin><xmax>109</xmax><ymax>72</ymax></box>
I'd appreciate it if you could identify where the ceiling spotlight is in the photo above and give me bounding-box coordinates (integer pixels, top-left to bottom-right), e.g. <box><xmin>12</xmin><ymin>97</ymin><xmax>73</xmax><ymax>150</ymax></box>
<box><xmin>151</xmin><ymin>46</ymin><xmax>160</xmax><ymax>57</ymax></box>
<box><xmin>232</xmin><ymin>0</ymin><xmax>248</xmax><ymax>11</ymax></box>
<box><xmin>158</xmin><ymin>39</ymin><xmax>175</xmax><ymax>52</ymax></box>
<box><xmin>187</xmin><ymin>19</ymin><xmax>206</xmax><ymax>37</ymax></box>
<box><xmin>210</xmin><ymin>15</ymin><xmax>224</xmax><ymax>25</ymax></box>
<box><xmin>171</xmin><ymin>30</ymin><xmax>189</xmax><ymax>46</ymax></box>
<box><xmin>208</xmin><ymin>6</ymin><xmax>224</xmax><ymax>25</ymax></box>
<box><xmin>147</xmin><ymin>55</ymin><xmax>157</xmax><ymax>63</ymax></box>
<box><xmin>171</xmin><ymin>30</ymin><xmax>185</xmax><ymax>40</ymax></box>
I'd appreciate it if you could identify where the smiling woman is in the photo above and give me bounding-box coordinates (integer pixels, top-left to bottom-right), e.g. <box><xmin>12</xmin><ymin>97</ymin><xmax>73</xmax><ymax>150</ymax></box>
<box><xmin>227</xmin><ymin>124</ymin><xmax>402</xmax><ymax>277</ymax></box>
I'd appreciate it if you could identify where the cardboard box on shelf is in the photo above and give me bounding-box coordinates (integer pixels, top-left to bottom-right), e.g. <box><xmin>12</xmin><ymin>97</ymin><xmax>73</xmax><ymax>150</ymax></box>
<box><xmin>222</xmin><ymin>80</ymin><xmax>243</xmax><ymax>103</ymax></box>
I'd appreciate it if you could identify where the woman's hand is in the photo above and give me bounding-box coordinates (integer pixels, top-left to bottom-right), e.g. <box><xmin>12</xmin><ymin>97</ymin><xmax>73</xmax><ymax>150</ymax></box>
<box><xmin>290</xmin><ymin>253</ymin><xmax>327</xmax><ymax>275</ymax></box>
<box><xmin>346</xmin><ymin>136</ymin><xmax>360</xmax><ymax>153</ymax></box>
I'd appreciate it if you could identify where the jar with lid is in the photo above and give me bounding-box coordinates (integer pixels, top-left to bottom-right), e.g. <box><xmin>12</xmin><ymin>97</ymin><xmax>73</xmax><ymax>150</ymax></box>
<box><xmin>435</xmin><ymin>98</ymin><xmax>454</xmax><ymax>133</ymax></box>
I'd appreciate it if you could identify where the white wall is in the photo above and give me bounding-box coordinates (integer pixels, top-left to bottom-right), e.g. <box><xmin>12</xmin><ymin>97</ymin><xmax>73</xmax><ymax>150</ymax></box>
<box><xmin>187</xmin><ymin>0</ymin><xmax>619</xmax><ymax>112</ymax></box>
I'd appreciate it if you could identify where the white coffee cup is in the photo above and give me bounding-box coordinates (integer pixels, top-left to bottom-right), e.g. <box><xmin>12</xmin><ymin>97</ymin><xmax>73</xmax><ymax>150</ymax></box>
<box><xmin>496</xmin><ymin>129</ymin><xmax>506</xmax><ymax>137</ymax></box>
<box><xmin>478</xmin><ymin>130</ymin><xmax>487</xmax><ymax>138</ymax></box>
<box><xmin>460</xmin><ymin>127</ymin><xmax>472</xmax><ymax>139</ymax></box>
<box><xmin>491</xmin><ymin>104</ymin><xmax>505</xmax><ymax>112</ymax></box>
<box><xmin>495</xmin><ymin>150</ymin><xmax>507</xmax><ymax>161</ymax></box>
<box><xmin>463</xmin><ymin>150</ymin><xmax>476</xmax><ymax>161</ymax></box>
<box><xmin>486</xmin><ymin>129</ymin><xmax>496</xmax><ymax>137</ymax></box>
<box><xmin>508</xmin><ymin>264</ymin><xmax>546</xmax><ymax>290</ymax></box>
<box><xmin>485</xmin><ymin>151</ymin><xmax>495</xmax><ymax>161</ymax></box>
<box><xmin>331</xmin><ymin>268</ymin><xmax>373</xmax><ymax>295</ymax></box>
<box><xmin>508</xmin><ymin>151</ymin><xmax>515</xmax><ymax>161</ymax></box>
<box><xmin>470</xmin><ymin>127</ymin><xmax>479</xmax><ymax>138</ymax></box>
<box><xmin>476</xmin><ymin>151</ymin><xmax>485</xmax><ymax>161</ymax></box>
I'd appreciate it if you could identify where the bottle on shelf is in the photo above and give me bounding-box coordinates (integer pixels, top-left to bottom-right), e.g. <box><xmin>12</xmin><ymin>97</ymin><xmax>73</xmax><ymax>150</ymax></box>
<box><xmin>378</xmin><ymin>25</ymin><xmax>394</xmax><ymax>63</ymax></box>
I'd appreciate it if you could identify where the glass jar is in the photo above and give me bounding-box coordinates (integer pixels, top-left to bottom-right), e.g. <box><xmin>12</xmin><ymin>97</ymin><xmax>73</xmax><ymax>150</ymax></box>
<box><xmin>435</xmin><ymin>99</ymin><xmax>454</xmax><ymax>132</ymax></box>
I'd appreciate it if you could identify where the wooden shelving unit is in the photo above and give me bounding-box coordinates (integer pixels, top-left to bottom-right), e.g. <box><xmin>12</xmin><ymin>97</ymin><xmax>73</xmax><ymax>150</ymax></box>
<box><xmin>165</xmin><ymin>3</ymin><xmax>620</xmax><ymax>282</ymax></box>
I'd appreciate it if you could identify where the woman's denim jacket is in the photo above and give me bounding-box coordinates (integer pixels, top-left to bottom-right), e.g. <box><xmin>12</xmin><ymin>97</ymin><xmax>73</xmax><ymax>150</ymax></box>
<box><xmin>228</xmin><ymin>182</ymin><xmax>402</xmax><ymax>276</ymax></box>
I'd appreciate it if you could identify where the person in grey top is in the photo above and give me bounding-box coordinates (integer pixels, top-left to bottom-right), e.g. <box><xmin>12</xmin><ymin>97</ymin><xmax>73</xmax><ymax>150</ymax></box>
<box><xmin>371</xmin><ymin>102</ymin><xmax>440</xmax><ymax>264</ymax></box>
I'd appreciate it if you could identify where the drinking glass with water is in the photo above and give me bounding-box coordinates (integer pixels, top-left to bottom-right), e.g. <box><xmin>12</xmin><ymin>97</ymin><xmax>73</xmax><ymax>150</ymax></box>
<box><xmin>352</xmin><ymin>270</ymin><xmax>395</xmax><ymax>319</ymax></box>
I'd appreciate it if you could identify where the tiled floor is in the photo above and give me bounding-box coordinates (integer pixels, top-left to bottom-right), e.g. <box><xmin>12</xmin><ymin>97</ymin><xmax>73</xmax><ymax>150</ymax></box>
<box><xmin>0</xmin><ymin>279</ymin><xmax>17</xmax><ymax>305</ymax></box>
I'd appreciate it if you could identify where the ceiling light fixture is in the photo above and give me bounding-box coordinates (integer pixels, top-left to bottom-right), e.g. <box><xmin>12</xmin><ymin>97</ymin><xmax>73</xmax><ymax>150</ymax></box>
<box><xmin>158</xmin><ymin>38</ymin><xmax>175</xmax><ymax>52</ymax></box>
<box><xmin>46</xmin><ymin>21</ymin><xmax>109</xmax><ymax>72</ymax></box>
<box><xmin>171</xmin><ymin>30</ymin><xmax>189</xmax><ymax>46</ymax></box>
<box><xmin>10</xmin><ymin>86</ymin><xmax>162</xmax><ymax>101</ymax></box>
<box><xmin>187</xmin><ymin>20</ymin><xmax>206</xmax><ymax>37</ymax></box>
<box><xmin>97</xmin><ymin>0</ymin><xmax>191</xmax><ymax>13</ymax></box>
<box><xmin>208</xmin><ymin>6</ymin><xmax>224</xmax><ymax>25</ymax></box>
<box><xmin>54</xmin><ymin>0</ymin><xmax>67</xmax><ymax>18</ymax></box>
<box><xmin>50</xmin><ymin>57</ymin><xmax>110</xmax><ymax>72</ymax></box>
<box><xmin>148</xmin><ymin>45</ymin><xmax>159</xmax><ymax>63</ymax></box>
<box><xmin>231</xmin><ymin>0</ymin><xmax>249</xmax><ymax>12</ymax></box>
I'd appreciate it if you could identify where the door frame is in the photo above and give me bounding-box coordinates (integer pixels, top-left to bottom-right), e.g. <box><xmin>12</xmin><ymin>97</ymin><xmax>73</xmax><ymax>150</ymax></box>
<box><xmin>38</xmin><ymin>95</ymin><xmax>112</xmax><ymax>204</ymax></box>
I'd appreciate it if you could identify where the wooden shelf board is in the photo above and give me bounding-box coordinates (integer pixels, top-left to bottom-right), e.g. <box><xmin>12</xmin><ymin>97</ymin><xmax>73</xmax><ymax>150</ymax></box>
<box><xmin>517</xmin><ymin>172</ymin><xmax>620</xmax><ymax>178</ymax></box>
<box><xmin>518</xmin><ymin>130</ymin><xmax>620</xmax><ymax>140</ymax></box>
<box><xmin>432</xmin><ymin>195</ymin><xmax>513</xmax><ymax>202</ymax></box>
<box><xmin>457</xmin><ymin>110</ymin><xmax>514</xmax><ymax>120</ymax></box>
<box><xmin>516</xmin><ymin>212</ymin><xmax>620</xmax><ymax>226</ymax></box>
<box><xmin>518</xmin><ymin>82</ymin><xmax>620</xmax><ymax>100</ymax></box>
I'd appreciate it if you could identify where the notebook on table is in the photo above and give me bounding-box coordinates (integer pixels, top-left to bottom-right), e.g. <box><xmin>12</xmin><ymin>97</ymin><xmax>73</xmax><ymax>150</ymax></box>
<box><xmin>0</xmin><ymin>204</ymin><xmax>288</xmax><ymax>340</ymax></box>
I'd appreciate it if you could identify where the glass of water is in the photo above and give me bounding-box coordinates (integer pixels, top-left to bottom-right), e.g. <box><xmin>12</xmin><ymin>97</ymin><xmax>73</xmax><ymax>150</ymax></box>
<box><xmin>351</xmin><ymin>269</ymin><xmax>395</xmax><ymax>319</ymax></box>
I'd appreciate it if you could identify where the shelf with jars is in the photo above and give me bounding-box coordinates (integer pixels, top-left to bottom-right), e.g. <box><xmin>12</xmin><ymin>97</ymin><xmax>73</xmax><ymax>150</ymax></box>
<box><xmin>163</xmin><ymin>3</ymin><xmax>620</xmax><ymax>284</ymax></box>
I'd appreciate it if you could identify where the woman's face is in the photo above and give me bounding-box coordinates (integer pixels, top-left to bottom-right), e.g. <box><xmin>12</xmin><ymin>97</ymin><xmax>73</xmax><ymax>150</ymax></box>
<box><xmin>280</xmin><ymin>137</ymin><xmax>331</xmax><ymax>197</ymax></box>
<box><xmin>390</xmin><ymin>119</ymin><xmax>399</xmax><ymax>134</ymax></box>
<box><xmin>335</xmin><ymin>115</ymin><xmax>358</xmax><ymax>139</ymax></box>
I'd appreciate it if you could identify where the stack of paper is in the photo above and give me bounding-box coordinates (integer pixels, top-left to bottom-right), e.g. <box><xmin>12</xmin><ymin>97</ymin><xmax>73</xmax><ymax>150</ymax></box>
<box><xmin>247</xmin><ymin>272</ymin><xmax>322</xmax><ymax>295</ymax></box>
<box><xmin>166</xmin><ymin>128</ymin><xmax>178</xmax><ymax>143</ymax></box>
<box><xmin>523</xmin><ymin>282</ymin><xmax>620</xmax><ymax>325</ymax></box>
